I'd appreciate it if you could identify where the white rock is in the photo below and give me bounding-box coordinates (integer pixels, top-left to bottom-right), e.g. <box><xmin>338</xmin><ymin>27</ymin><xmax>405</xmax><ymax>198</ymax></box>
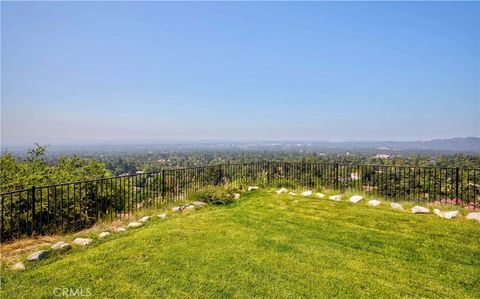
<box><xmin>248</xmin><ymin>186</ymin><xmax>259</xmax><ymax>191</ymax></box>
<box><xmin>316</xmin><ymin>193</ymin><xmax>325</xmax><ymax>198</ymax></box>
<box><xmin>445</xmin><ymin>211</ymin><xmax>460</xmax><ymax>219</ymax></box>
<box><xmin>115</xmin><ymin>227</ymin><xmax>126</xmax><ymax>232</ymax></box>
<box><xmin>127</xmin><ymin>222</ymin><xmax>143</xmax><ymax>228</ymax></box>
<box><xmin>184</xmin><ymin>205</ymin><xmax>195</xmax><ymax>210</ymax></box>
<box><xmin>434</xmin><ymin>209</ymin><xmax>459</xmax><ymax>220</ymax></box>
<box><xmin>51</xmin><ymin>241</ymin><xmax>72</xmax><ymax>251</ymax></box>
<box><xmin>412</xmin><ymin>206</ymin><xmax>430</xmax><ymax>214</ymax></box>
<box><xmin>99</xmin><ymin>231</ymin><xmax>111</xmax><ymax>238</ymax></box>
<box><xmin>11</xmin><ymin>262</ymin><xmax>25</xmax><ymax>270</ymax></box>
<box><xmin>172</xmin><ymin>206</ymin><xmax>182</xmax><ymax>213</ymax></box>
<box><xmin>27</xmin><ymin>250</ymin><xmax>50</xmax><ymax>261</ymax></box>
<box><xmin>466</xmin><ymin>213</ymin><xmax>480</xmax><ymax>222</ymax></box>
<box><xmin>73</xmin><ymin>238</ymin><xmax>93</xmax><ymax>246</ymax></box>
<box><xmin>276</xmin><ymin>188</ymin><xmax>288</xmax><ymax>194</ymax></box>
<box><xmin>329</xmin><ymin>195</ymin><xmax>342</xmax><ymax>201</ymax></box>
<box><xmin>157</xmin><ymin>213</ymin><xmax>167</xmax><ymax>219</ymax></box>
<box><xmin>301</xmin><ymin>191</ymin><xmax>313</xmax><ymax>196</ymax></box>
<box><xmin>390</xmin><ymin>203</ymin><xmax>404</xmax><ymax>210</ymax></box>
<box><xmin>138</xmin><ymin>216</ymin><xmax>150</xmax><ymax>223</ymax></box>
<box><xmin>349</xmin><ymin>195</ymin><xmax>364</xmax><ymax>203</ymax></box>
<box><xmin>288</xmin><ymin>192</ymin><xmax>297</xmax><ymax>196</ymax></box>
<box><xmin>234</xmin><ymin>193</ymin><xmax>241</xmax><ymax>199</ymax></box>
<box><xmin>193</xmin><ymin>201</ymin><xmax>207</xmax><ymax>206</ymax></box>
<box><xmin>368</xmin><ymin>200</ymin><xmax>381</xmax><ymax>207</ymax></box>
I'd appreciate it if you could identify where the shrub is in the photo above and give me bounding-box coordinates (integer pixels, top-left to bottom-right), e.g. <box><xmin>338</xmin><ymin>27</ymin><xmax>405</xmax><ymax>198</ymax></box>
<box><xmin>188</xmin><ymin>186</ymin><xmax>239</xmax><ymax>205</ymax></box>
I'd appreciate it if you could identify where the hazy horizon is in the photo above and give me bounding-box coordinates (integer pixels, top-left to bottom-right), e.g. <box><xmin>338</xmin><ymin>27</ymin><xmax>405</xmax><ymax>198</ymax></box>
<box><xmin>2</xmin><ymin>2</ymin><xmax>479</xmax><ymax>145</ymax></box>
<box><xmin>2</xmin><ymin>136</ymin><xmax>479</xmax><ymax>149</ymax></box>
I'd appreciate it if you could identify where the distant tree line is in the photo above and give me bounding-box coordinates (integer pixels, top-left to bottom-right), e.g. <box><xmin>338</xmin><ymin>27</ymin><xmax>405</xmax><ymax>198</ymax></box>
<box><xmin>99</xmin><ymin>151</ymin><xmax>480</xmax><ymax>175</ymax></box>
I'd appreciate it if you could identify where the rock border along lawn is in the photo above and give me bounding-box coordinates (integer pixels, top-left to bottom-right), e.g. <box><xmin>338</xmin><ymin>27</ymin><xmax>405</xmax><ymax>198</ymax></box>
<box><xmin>274</xmin><ymin>187</ymin><xmax>478</xmax><ymax>223</ymax></box>
<box><xmin>9</xmin><ymin>199</ymin><xmax>211</xmax><ymax>271</ymax></box>
<box><xmin>99</xmin><ymin>232</ymin><xmax>111</xmax><ymax>238</ymax></box>
<box><xmin>434</xmin><ymin>209</ymin><xmax>460</xmax><ymax>219</ymax></box>
<box><xmin>349</xmin><ymin>195</ymin><xmax>364</xmax><ymax>203</ymax></box>
<box><xmin>73</xmin><ymin>238</ymin><xmax>93</xmax><ymax>246</ymax></box>
<box><xmin>8</xmin><ymin>187</ymin><xmax>478</xmax><ymax>273</ymax></box>
<box><xmin>329</xmin><ymin>194</ymin><xmax>342</xmax><ymax>201</ymax></box>
<box><xmin>368</xmin><ymin>199</ymin><xmax>381</xmax><ymax>207</ymax></box>
<box><xmin>301</xmin><ymin>190</ymin><xmax>313</xmax><ymax>196</ymax></box>
<box><xmin>27</xmin><ymin>250</ymin><xmax>50</xmax><ymax>262</ymax></box>
<box><xmin>51</xmin><ymin>241</ymin><xmax>72</xmax><ymax>251</ymax></box>
<box><xmin>412</xmin><ymin>206</ymin><xmax>430</xmax><ymax>214</ymax></box>
<box><xmin>390</xmin><ymin>203</ymin><xmax>404</xmax><ymax>210</ymax></box>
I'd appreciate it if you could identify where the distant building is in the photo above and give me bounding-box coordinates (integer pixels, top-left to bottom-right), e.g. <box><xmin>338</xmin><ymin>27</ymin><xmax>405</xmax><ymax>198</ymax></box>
<box><xmin>375</xmin><ymin>154</ymin><xmax>390</xmax><ymax>159</ymax></box>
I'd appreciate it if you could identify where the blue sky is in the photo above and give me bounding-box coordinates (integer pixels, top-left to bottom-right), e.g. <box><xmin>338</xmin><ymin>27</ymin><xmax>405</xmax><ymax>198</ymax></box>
<box><xmin>1</xmin><ymin>2</ymin><xmax>479</xmax><ymax>145</ymax></box>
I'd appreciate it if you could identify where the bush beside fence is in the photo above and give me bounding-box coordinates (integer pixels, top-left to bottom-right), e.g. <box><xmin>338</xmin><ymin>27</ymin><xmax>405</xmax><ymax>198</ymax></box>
<box><xmin>1</xmin><ymin>162</ymin><xmax>479</xmax><ymax>242</ymax></box>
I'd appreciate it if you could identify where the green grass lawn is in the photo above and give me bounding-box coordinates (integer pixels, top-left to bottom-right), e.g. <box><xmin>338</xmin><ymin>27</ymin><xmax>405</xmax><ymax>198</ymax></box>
<box><xmin>1</xmin><ymin>190</ymin><xmax>479</xmax><ymax>298</ymax></box>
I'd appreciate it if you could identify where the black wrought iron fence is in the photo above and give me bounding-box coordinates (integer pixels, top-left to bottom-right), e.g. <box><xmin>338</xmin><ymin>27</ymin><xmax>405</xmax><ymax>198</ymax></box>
<box><xmin>1</xmin><ymin>162</ymin><xmax>479</xmax><ymax>242</ymax></box>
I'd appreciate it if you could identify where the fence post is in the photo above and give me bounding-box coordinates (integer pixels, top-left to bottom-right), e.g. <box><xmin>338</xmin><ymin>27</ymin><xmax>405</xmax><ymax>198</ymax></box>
<box><xmin>267</xmin><ymin>162</ymin><xmax>271</xmax><ymax>186</ymax></box>
<box><xmin>31</xmin><ymin>186</ymin><xmax>36</xmax><ymax>234</ymax></box>
<box><xmin>161</xmin><ymin>169</ymin><xmax>166</xmax><ymax>199</ymax></box>
<box><xmin>455</xmin><ymin>167</ymin><xmax>459</xmax><ymax>204</ymax></box>
<box><xmin>219</xmin><ymin>164</ymin><xmax>223</xmax><ymax>185</ymax></box>
<box><xmin>335</xmin><ymin>163</ymin><xmax>339</xmax><ymax>190</ymax></box>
